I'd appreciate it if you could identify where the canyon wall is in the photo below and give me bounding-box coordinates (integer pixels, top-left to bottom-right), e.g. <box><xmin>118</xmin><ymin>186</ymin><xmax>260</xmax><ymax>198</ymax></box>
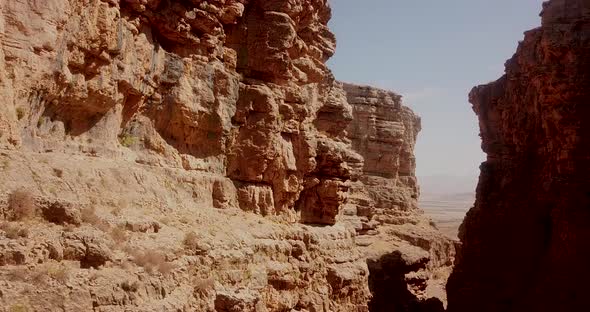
<box><xmin>0</xmin><ymin>0</ymin><xmax>357</xmax><ymax>226</ymax></box>
<box><xmin>447</xmin><ymin>0</ymin><xmax>590</xmax><ymax>311</ymax></box>
<box><xmin>0</xmin><ymin>0</ymin><xmax>372</xmax><ymax>310</ymax></box>
<box><xmin>0</xmin><ymin>0</ymin><xmax>453</xmax><ymax>311</ymax></box>
<box><xmin>342</xmin><ymin>83</ymin><xmax>455</xmax><ymax>312</ymax></box>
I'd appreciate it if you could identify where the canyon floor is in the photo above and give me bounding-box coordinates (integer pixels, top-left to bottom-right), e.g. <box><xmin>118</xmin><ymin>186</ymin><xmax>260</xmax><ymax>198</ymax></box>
<box><xmin>418</xmin><ymin>176</ymin><xmax>476</xmax><ymax>239</ymax></box>
<box><xmin>420</xmin><ymin>193</ymin><xmax>472</xmax><ymax>240</ymax></box>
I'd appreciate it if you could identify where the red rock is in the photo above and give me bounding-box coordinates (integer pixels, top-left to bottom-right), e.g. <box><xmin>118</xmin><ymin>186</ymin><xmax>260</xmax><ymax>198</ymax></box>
<box><xmin>447</xmin><ymin>1</ymin><xmax>590</xmax><ymax>311</ymax></box>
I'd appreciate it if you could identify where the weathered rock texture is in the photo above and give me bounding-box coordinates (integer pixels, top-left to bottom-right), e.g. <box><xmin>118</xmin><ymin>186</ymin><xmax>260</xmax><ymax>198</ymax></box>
<box><xmin>0</xmin><ymin>0</ymin><xmax>453</xmax><ymax>311</ymax></box>
<box><xmin>0</xmin><ymin>0</ymin><xmax>370</xmax><ymax>310</ymax></box>
<box><xmin>344</xmin><ymin>83</ymin><xmax>421</xmax><ymax>222</ymax></box>
<box><xmin>0</xmin><ymin>0</ymin><xmax>358</xmax><ymax>225</ymax></box>
<box><xmin>448</xmin><ymin>1</ymin><xmax>590</xmax><ymax>311</ymax></box>
<box><xmin>342</xmin><ymin>83</ymin><xmax>455</xmax><ymax>311</ymax></box>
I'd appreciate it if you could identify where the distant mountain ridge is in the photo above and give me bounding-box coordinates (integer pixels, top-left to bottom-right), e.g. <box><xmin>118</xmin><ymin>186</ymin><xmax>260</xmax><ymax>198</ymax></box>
<box><xmin>418</xmin><ymin>174</ymin><xmax>477</xmax><ymax>197</ymax></box>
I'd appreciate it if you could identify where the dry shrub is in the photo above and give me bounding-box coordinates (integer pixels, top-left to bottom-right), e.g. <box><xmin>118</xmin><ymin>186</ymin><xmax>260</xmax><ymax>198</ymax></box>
<box><xmin>183</xmin><ymin>231</ymin><xmax>199</xmax><ymax>250</ymax></box>
<box><xmin>47</xmin><ymin>264</ymin><xmax>70</xmax><ymax>284</ymax></box>
<box><xmin>7</xmin><ymin>267</ymin><xmax>29</xmax><ymax>282</ymax></box>
<box><xmin>131</xmin><ymin>250</ymin><xmax>176</xmax><ymax>275</ymax></box>
<box><xmin>63</xmin><ymin>223</ymin><xmax>76</xmax><ymax>232</ymax></box>
<box><xmin>111</xmin><ymin>206</ymin><xmax>123</xmax><ymax>217</ymax></box>
<box><xmin>81</xmin><ymin>207</ymin><xmax>100</xmax><ymax>225</ymax></box>
<box><xmin>159</xmin><ymin>217</ymin><xmax>171</xmax><ymax>226</ymax></box>
<box><xmin>51</xmin><ymin>266</ymin><xmax>69</xmax><ymax>283</ymax></box>
<box><xmin>81</xmin><ymin>207</ymin><xmax>110</xmax><ymax>231</ymax></box>
<box><xmin>1</xmin><ymin>222</ymin><xmax>29</xmax><ymax>239</ymax></box>
<box><xmin>96</xmin><ymin>221</ymin><xmax>111</xmax><ymax>232</ymax></box>
<box><xmin>110</xmin><ymin>225</ymin><xmax>129</xmax><ymax>245</ymax></box>
<box><xmin>8</xmin><ymin>189</ymin><xmax>36</xmax><ymax>221</ymax></box>
<box><xmin>182</xmin><ymin>231</ymin><xmax>208</xmax><ymax>255</ymax></box>
<box><xmin>121</xmin><ymin>280</ymin><xmax>140</xmax><ymax>292</ymax></box>
<box><xmin>15</xmin><ymin>107</ymin><xmax>25</xmax><ymax>120</ymax></box>
<box><xmin>9</xmin><ymin>303</ymin><xmax>29</xmax><ymax>312</ymax></box>
<box><xmin>31</xmin><ymin>263</ymin><xmax>70</xmax><ymax>284</ymax></box>
<box><xmin>193</xmin><ymin>277</ymin><xmax>215</xmax><ymax>296</ymax></box>
<box><xmin>30</xmin><ymin>269</ymin><xmax>48</xmax><ymax>284</ymax></box>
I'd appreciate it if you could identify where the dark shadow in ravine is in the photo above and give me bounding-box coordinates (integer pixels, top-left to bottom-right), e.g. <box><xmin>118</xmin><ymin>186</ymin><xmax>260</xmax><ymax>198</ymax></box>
<box><xmin>367</xmin><ymin>250</ymin><xmax>445</xmax><ymax>312</ymax></box>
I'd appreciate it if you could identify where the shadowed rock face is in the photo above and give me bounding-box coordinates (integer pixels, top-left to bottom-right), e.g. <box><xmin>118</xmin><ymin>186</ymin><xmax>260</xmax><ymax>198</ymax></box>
<box><xmin>447</xmin><ymin>1</ymin><xmax>590</xmax><ymax>311</ymax></box>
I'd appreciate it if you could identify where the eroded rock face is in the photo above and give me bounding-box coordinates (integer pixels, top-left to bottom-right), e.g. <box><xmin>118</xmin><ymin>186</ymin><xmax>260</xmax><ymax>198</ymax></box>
<box><xmin>343</xmin><ymin>83</ymin><xmax>421</xmax><ymax>221</ymax></box>
<box><xmin>0</xmin><ymin>0</ymin><xmax>371</xmax><ymax>310</ymax></box>
<box><xmin>447</xmin><ymin>1</ymin><xmax>590</xmax><ymax>311</ymax></box>
<box><xmin>341</xmin><ymin>83</ymin><xmax>456</xmax><ymax>311</ymax></box>
<box><xmin>0</xmin><ymin>0</ymin><xmax>456</xmax><ymax>311</ymax></box>
<box><xmin>0</xmin><ymin>0</ymin><xmax>354</xmax><ymax>225</ymax></box>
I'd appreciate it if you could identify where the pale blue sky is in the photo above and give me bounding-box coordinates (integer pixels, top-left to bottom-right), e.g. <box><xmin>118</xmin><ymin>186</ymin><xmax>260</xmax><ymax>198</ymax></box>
<box><xmin>328</xmin><ymin>0</ymin><xmax>544</xmax><ymax>177</ymax></box>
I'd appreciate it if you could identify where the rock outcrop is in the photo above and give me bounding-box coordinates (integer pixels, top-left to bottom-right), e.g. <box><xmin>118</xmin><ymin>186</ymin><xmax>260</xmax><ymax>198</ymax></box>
<box><xmin>0</xmin><ymin>0</ymin><xmax>370</xmax><ymax>310</ymax></box>
<box><xmin>342</xmin><ymin>83</ymin><xmax>455</xmax><ymax>311</ymax></box>
<box><xmin>0</xmin><ymin>0</ymin><xmax>454</xmax><ymax>311</ymax></box>
<box><xmin>0</xmin><ymin>0</ymin><xmax>357</xmax><ymax>225</ymax></box>
<box><xmin>447</xmin><ymin>1</ymin><xmax>590</xmax><ymax>311</ymax></box>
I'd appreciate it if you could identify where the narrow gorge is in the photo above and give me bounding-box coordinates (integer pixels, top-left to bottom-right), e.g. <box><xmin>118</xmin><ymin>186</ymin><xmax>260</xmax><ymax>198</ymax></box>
<box><xmin>448</xmin><ymin>0</ymin><xmax>590</xmax><ymax>311</ymax></box>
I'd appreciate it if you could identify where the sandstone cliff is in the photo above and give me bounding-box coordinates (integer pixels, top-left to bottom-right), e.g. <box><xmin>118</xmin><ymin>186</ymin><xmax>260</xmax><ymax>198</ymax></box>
<box><xmin>447</xmin><ymin>0</ymin><xmax>590</xmax><ymax>311</ymax></box>
<box><xmin>342</xmin><ymin>83</ymin><xmax>455</xmax><ymax>311</ymax></box>
<box><xmin>0</xmin><ymin>0</ymin><xmax>453</xmax><ymax>311</ymax></box>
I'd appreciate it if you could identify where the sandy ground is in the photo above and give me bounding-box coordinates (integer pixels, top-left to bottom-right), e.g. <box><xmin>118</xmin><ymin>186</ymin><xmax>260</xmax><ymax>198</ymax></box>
<box><xmin>419</xmin><ymin>193</ymin><xmax>474</xmax><ymax>240</ymax></box>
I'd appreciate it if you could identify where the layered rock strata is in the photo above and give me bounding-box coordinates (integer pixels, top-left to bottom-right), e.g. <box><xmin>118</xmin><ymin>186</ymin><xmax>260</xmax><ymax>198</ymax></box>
<box><xmin>0</xmin><ymin>0</ymin><xmax>369</xmax><ymax>310</ymax></box>
<box><xmin>448</xmin><ymin>1</ymin><xmax>590</xmax><ymax>311</ymax></box>
<box><xmin>0</xmin><ymin>0</ymin><xmax>358</xmax><ymax>225</ymax></box>
<box><xmin>342</xmin><ymin>83</ymin><xmax>455</xmax><ymax>311</ymax></box>
<box><xmin>0</xmin><ymin>0</ymin><xmax>454</xmax><ymax>311</ymax></box>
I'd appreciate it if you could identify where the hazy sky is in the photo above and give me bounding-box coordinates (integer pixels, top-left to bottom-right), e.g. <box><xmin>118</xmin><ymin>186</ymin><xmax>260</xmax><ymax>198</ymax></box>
<box><xmin>328</xmin><ymin>0</ymin><xmax>544</xmax><ymax>177</ymax></box>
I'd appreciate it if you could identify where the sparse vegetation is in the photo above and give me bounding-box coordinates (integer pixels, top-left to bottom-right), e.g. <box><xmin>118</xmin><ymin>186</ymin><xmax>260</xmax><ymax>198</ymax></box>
<box><xmin>111</xmin><ymin>206</ymin><xmax>123</xmax><ymax>217</ymax></box>
<box><xmin>81</xmin><ymin>206</ymin><xmax>100</xmax><ymax>225</ymax></box>
<box><xmin>31</xmin><ymin>263</ymin><xmax>70</xmax><ymax>284</ymax></box>
<box><xmin>109</xmin><ymin>225</ymin><xmax>129</xmax><ymax>244</ymax></box>
<box><xmin>131</xmin><ymin>250</ymin><xmax>176</xmax><ymax>275</ymax></box>
<box><xmin>81</xmin><ymin>206</ymin><xmax>111</xmax><ymax>231</ymax></box>
<box><xmin>9</xmin><ymin>303</ymin><xmax>29</xmax><ymax>312</ymax></box>
<box><xmin>8</xmin><ymin>189</ymin><xmax>36</xmax><ymax>221</ymax></box>
<box><xmin>183</xmin><ymin>231</ymin><xmax>199</xmax><ymax>250</ymax></box>
<box><xmin>159</xmin><ymin>216</ymin><xmax>171</xmax><ymax>226</ymax></box>
<box><xmin>118</xmin><ymin>134</ymin><xmax>137</xmax><ymax>147</ymax></box>
<box><xmin>37</xmin><ymin>117</ymin><xmax>46</xmax><ymax>128</ymax></box>
<box><xmin>193</xmin><ymin>277</ymin><xmax>215</xmax><ymax>296</ymax></box>
<box><xmin>121</xmin><ymin>280</ymin><xmax>140</xmax><ymax>292</ymax></box>
<box><xmin>63</xmin><ymin>223</ymin><xmax>76</xmax><ymax>232</ymax></box>
<box><xmin>16</xmin><ymin>107</ymin><xmax>25</xmax><ymax>120</ymax></box>
<box><xmin>46</xmin><ymin>263</ymin><xmax>70</xmax><ymax>284</ymax></box>
<box><xmin>52</xmin><ymin>168</ymin><xmax>63</xmax><ymax>178</ymax></box>
<box><xmin>1</xmin><ymin>222</ymin><xmax>29</xmax><ymax>239</ymax></box>
<box><xmin>6</xmin><ymin>267</ymin><xmax>28</xmax><ymax>282</ymax></box>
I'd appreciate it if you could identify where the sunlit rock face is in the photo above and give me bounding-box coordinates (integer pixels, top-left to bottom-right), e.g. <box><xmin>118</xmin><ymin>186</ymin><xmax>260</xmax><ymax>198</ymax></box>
<box><xmin>0</xmin><ymin>0</ymin><xmax>457</xmax><ymax>311</ymax></box>
<box><xmin>0</xmin><ymin>0</ymin><xmax>373</xmax><ymax>310</ymax></box>
<box><xmin>0</xmin><ymin>0</ymin><xmax>356</xmax><ymax>225</ymax></box>
<box><xmin>447</xmin><ymin>1</ymin><xmax>590</xmax><ymax>311</ymax></box>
